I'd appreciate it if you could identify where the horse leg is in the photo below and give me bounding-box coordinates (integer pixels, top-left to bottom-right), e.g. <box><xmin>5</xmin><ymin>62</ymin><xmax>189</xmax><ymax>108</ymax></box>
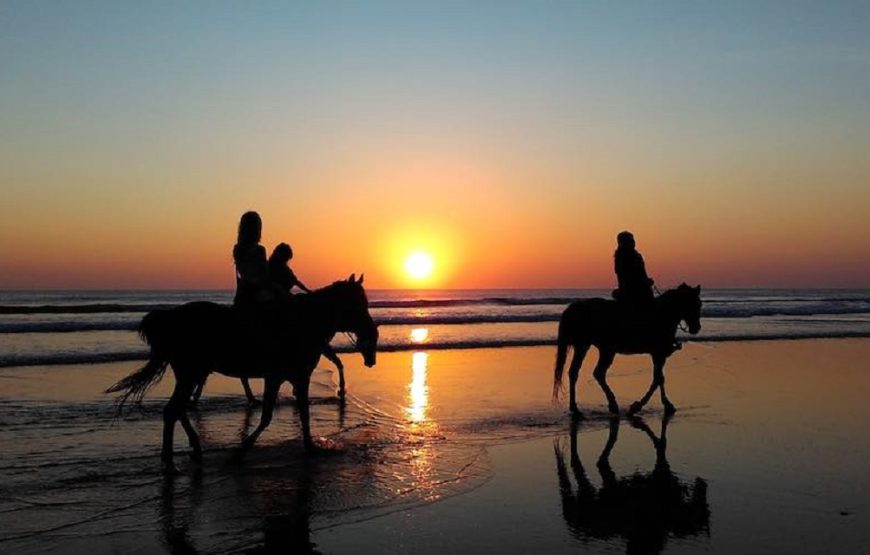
<box><xmin>657</xmin><ymin>358</ymin><xmax>676</xmax><ymax>416</ymax></box>
<box><xmin>241</xmin><ymin>377</ymin><xmax>280</xmax><ymax>450</ymax></box>
<box><xmin>568</xmin><ymin>344</ymin><xmax>590</xmax><ymax>417</ymax></box>
<box><xmin>241</xmin><ymin>378</ymin><xmax>260</xmax><ymax>405</ymax></box>
<box><xmin>162</xmin><ymin>377</ymin><xmax>197</xmax><ymax>471</ymax></box>
<box><xmin>178</xmin><ymin>412</ymin><xmax>202</xmax><ymax>464</ymax></box>
<box><xmin>592</xmin><ymin>350</ymin><xmax>618</xmax><ymax>414</ymax></box>
<box><xmin>323</xmin><ymin>345</ymin><xmax>345</xmax><ymax>396</ymax></box>
<box><xmin>190</xmin><ymin>377</ymin><xmax>205</xmax><ymax>404</ymax></box>
<box><xmin>629</xmin><ymin>354</ymin><xmax>662</xmax><ymax>415</ymax></box>
<box><xmin>295</xmin><ymin>375</ymin><xmax>315</xmax><ymax>450</ymax></box>
<box><xmin>629</xmin><ymin>355</ymin><xmax>670</xmax><ymax>415</ymax></box>
<box><xmin>630</xmin><ymin>355</ymin><xmax>671</xmax><ymax>415</ymax></box>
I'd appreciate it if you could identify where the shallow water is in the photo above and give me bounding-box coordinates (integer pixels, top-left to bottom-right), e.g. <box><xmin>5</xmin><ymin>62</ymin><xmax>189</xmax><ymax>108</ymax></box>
<box><xmin>1</xmin><ymin>342</ymin><xmax>870</xmax><ymax>553</ymax></box>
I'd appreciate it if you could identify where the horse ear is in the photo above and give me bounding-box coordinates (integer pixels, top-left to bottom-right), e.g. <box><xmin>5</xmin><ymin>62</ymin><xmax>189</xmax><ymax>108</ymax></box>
<box><xmin>348</xmin><ymin>273</ymin><xmax>356</xmax><ymax>283</ymax></box>
<box><xmin>695</xmin><ymin>285</ymin><xmax>701</xmax><ymax>293</ymax></box>
<box><xmin>358</xmin><ymin>273</ymin><xmax>364</xmax><ymax>285</ymax></box>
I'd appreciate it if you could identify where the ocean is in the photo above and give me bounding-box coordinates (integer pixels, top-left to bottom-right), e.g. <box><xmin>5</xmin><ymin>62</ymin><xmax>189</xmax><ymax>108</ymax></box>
<box><xmin>3</xmin><ymin>289</ymin><xmax>870</xmax><ymax>553</ymax></box>
<box><xmin>1</xmin><ymin>288</ymin><xmax>870</xmax><ymax>368</ymax></box>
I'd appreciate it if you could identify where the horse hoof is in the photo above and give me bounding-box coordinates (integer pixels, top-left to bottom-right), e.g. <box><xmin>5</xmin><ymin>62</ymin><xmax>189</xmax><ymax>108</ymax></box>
<box><xmin>337</xmin><ymin>388</ymin><xmax>347</xmax><ymax>398</ymax></box>
<box><xmin>189</xmin><ymin>451</ymin><xmax>203</xmax><ymax>464</ymax></box>
<box><xmin>571</xmin><ymin>410</ymin><xmax>585</xmax><ymax>421</ymax></box>
<box><xmin>628</xmin><ymin>402</ymin><xmax>643</xmax><ymax>415</ymax></box>
<box><xmin>664</xmin><ymin>404</ymin><xmax>677</xmax><ymax>416</ymax></box>
<box><xmin>608</xmin><ymin>404</ymin><xmax>620</xmax><ymax>415</ymax></box>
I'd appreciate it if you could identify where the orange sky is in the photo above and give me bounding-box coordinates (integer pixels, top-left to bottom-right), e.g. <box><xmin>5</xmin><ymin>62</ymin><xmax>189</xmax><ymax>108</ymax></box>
<box><xmin>2</xmin><ymin>4</ymin><xmax>869</xmax><ymax>290</ymax></box>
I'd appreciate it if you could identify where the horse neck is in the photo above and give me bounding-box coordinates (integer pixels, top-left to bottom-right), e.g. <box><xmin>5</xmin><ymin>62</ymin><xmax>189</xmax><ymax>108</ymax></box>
<box><xmin>294</xmin><ymin>288</ymin><xmax>341</xmax><ymax>337</ymax></box>
<box><xmin>655</xmin><ymin>292</ymin><xmax>684</xmax><ymax>336</ymax></box>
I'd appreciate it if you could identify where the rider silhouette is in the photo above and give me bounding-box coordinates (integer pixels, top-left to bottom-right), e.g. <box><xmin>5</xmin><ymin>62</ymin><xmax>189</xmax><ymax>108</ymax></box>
<box><xmin>233</xmin><ymin>211</ymin><xmax>279</xmax><ymax>306</ymax></box>
<box><xmin>230</xmin><ymin>210</ymin><xmax>280</xmax><ymax>404</ymax></box>
<box><xmin>612</xmin><ymin>231</ymin><xmax>655</xmax><ymax>305</ymax></box>
<box><xmin>269</xmin><ymin>243</ymin><xmax>312</xmax><ymax>296</ymax></box>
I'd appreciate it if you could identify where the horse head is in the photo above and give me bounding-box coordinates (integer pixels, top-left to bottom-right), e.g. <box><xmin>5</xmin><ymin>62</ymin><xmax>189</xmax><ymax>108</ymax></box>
<box><xmin>330</xmin><ymin>273</ymin><xmax>379</xmax><ymax>367</ymax></box>
<box><xmin>674</xmin><ymin>283</ymin><xmax>702</xmax><ymax>335</ymax></box>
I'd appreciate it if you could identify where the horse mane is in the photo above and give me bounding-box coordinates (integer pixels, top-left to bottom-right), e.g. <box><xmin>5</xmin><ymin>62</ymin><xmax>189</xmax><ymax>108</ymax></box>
<box><xmin>656</xmin><ymin>283</ymin><xmax>694</xmax><ymax>303</ymax></box>
<box><xmin>306</xmin><ymin>279</ymin><xmax>361</xmax><ymax>299</ymax></box>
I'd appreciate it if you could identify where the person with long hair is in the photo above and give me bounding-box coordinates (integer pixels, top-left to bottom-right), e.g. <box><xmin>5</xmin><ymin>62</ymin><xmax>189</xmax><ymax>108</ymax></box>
<box><xmin>233</xmin><ymin>211</ymin><xmax>276</xmax><ymax>305</ymax></box>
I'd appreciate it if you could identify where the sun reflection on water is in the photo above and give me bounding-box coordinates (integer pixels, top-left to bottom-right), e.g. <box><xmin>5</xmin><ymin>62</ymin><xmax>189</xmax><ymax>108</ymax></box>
<box><xmin>410</xmin><ymin>327</ymin><xmax>429</xmax><ymax>344</ymax></box>
<box><xmin>407</xmin><ymin>352</ymin><xmax>429</xmax><ymax>423</ymax></box>
<box><xmin>402</xmin><ymin>350</ymin><xmax>440</xmax><ymax>501</ymax></box>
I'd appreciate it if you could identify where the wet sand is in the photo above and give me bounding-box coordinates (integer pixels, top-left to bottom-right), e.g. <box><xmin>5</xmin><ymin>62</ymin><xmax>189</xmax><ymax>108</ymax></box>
<box><xmin>2</xmin><ymin>340</ymin><xmax>870</xmax><ymax>553</ymax></box>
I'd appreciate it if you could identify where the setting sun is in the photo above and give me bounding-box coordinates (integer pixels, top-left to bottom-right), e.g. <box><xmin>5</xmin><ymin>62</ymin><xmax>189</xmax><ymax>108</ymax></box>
<box><xmin>405</xmin><ymin>252</ymin><xmax>435</xmax><ymax>280</ymax></box>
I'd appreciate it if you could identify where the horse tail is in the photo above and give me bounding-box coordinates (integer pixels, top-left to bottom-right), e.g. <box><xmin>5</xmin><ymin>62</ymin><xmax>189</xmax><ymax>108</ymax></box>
<box><xmin>105</xmin><ymin>310</ymin><xmax>173</xmax><ymax>413</ymax></box>
<box><xmin>552</xmin><ymin>308</ymin><xmax>573</xmax><ymax>401</ymax></box>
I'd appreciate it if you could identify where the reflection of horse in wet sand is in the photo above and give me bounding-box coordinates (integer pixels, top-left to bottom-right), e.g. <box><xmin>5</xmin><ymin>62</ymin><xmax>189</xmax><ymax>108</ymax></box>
<box><xmin>554</xmin><ymin>416</ymin><xmax>709</xmax><ymax>554</ymax></box>
<box><xmin>554</xmin><ymin>284</ymin><xmax>702</xmax><ymax>417</ymax></box>
<box><xmin>107</xmin><ymin>275</ymin><xmax>378</xmax><ymax>470</ymax></box>
<box><xmin>159</xmin><ymin>458</ymin><xmax>324</xmax><ymax>554</ymax></box>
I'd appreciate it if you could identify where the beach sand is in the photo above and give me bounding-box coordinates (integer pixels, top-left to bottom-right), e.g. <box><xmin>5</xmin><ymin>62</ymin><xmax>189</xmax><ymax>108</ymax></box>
<box><xmin>2</xmin><ymin>340</ymin><xmax>869</xmax><ymax>553</ymax></box>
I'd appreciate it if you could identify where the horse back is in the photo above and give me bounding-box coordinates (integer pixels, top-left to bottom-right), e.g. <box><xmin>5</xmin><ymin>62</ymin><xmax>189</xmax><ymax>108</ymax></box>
<box><xmin>139</xmin><ymin>301</ymin><xmax>238</xmax><ymax>358</ymax></box>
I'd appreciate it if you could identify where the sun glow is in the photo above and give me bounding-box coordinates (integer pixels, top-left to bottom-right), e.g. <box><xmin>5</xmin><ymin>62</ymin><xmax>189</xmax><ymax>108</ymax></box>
<box><xmin>405</xmin><ymin>251</ymin><xmax>435</xmax><ymax>280</ymax></box>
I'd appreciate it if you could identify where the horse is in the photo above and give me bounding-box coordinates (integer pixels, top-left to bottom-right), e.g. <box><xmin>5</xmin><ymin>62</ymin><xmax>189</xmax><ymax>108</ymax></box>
<box><xmin>553</xmin><ymin>283</ymin><xmax>701</xmax><ymax>417</ymax></box>
<box><xmin>106</xmin><ymin>274</ymin><xmax>378</xmax><ymax>469</ymax></box>
<box><xmin>554</xmin><ymin>416</ymin><xmax>709</xmax><ymax>553</ymax></box>
<box><xmin>190</xmin><ymin>342</ymin><xmax>346</xmax><ymax>405</ymax></box>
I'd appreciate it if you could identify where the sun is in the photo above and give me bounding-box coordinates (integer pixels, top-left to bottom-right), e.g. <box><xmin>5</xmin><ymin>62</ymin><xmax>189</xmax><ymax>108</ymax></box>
<box><xmin>405</xmin><ymin>251</ymin><xmax>435</xmax><ymax>280</ymax></box>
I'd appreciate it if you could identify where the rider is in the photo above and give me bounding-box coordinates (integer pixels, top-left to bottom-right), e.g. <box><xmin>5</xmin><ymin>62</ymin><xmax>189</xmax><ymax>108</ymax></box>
<box><xmin>233</xmin><ymin>211</ymin><xmax>278</xmax><ymax>306</ymax></box>
<box><xmin>612</xmin><ymin>231</ymin><xmax>681</xmax><ymax>352</ymax></box>
<box><xmin>268</xmin><ymin>243</ymin><xmax>312</xmax><ymax>296</ymax></box>
<box><xmin>612</xmin><ymin>231</ymin><xmax>655</xmax><ymax>305</ymax></box>
<box><xmin>231</xmin><ymin>210</ymin><xmax>279</xmax><ymax>404</ymax></box>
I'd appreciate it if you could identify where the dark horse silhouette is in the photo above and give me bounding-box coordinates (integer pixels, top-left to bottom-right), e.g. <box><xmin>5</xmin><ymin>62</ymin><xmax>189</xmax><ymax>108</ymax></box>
<box><xmin>107</xmin><ymin>275</ymin><xmax>378</xmax><ymax>469</ymax></box>
<box><xmin>554</xmin><ymin>416</ymin><xmax>709</xmax><ymax>554</ymax></box>
<box><xmin>554</xmin><ymin>284</ymin><xmax>701</xmax><ymax>417</ymax></box>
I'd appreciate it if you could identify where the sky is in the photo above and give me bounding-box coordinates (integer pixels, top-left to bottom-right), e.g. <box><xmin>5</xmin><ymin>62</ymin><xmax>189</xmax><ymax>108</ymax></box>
<box><xmin>1</xmin><ymin>1</ymin><xmax>869</xmax><ymax>289</ymax></box>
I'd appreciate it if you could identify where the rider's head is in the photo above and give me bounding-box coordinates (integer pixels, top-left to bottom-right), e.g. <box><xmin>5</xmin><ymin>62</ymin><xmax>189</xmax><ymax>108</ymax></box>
<box><xmin>271</xmin><ymin>243</ymin><xmax>293</xmax><ymax>263</ymax></box>
<box><xmin>237</xmin><ymin>211</ymin><xmax>262</xmax><ymax>246</ymax></box>
<box><xmin>617</xmin><ymin>231</ymin><xmax>635</xmax><ymax>250</ymax></box>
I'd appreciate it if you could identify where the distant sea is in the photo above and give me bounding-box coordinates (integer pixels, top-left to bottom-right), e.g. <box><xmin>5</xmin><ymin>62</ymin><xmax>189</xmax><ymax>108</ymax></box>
<box><xmin>1</xmin><ymin>288</ymin><xmax>870</xmax><ymax>368</ymax></box>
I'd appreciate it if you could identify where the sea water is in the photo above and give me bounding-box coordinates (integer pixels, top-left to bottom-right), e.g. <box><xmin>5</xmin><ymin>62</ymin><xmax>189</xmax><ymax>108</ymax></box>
<box><xmin>1</xmin><ymin>288</ymin><xmax>869</xmax><ymax>367</ymax></box>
